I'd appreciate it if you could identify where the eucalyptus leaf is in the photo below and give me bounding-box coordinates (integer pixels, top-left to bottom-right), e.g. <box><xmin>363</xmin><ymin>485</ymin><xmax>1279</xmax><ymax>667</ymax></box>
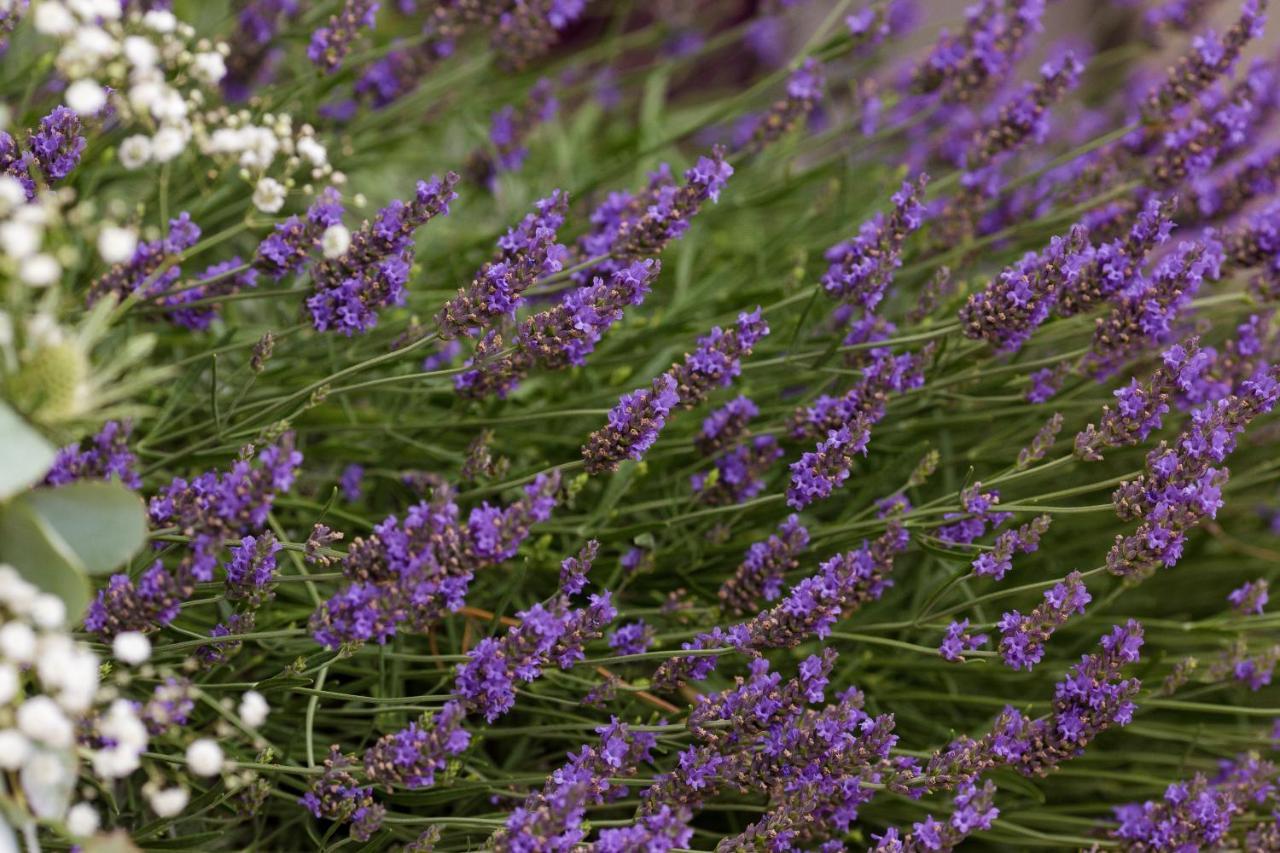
<box><xmin>21</xmin><ymin>481</ymin><xmax>147</xmax><ymax>575</ymax></box>
<box><xmin>0</xmin><ymin>401</ymin><xmax>56</xmax><ymax>501</ymax></box>
<box><xmin>0</xmin><ymin>501</ymin><xmax>92</xmax><ymax>620</ymax></box>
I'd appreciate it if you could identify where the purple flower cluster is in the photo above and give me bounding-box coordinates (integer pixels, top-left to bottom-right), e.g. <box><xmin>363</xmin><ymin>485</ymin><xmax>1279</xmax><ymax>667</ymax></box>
<box><xmin>489</xmin><ymin>717</ymin><xmax>658</xmax><ymax>850</ymax></box>
<box><xmin>691</xmin><ymin>435</ymin><xmax>782</xmax><ymax>507</ymax></box>
<box><xmin>1074</xmin><ymin>340</ymin><xmax>1211</xmax><ymax>460</ymax></box>
<box><xmin>44</xmin><ymin>420</ymin><xmax>141</xmax><ymax>489</ymax></box>
<box><xmin>85</xmin><ymin>436</ymin><xmax>301</xmax><ymax>638</ymax></box>
<box><xmin>1113</xmin><ymin>753</ymin><xmax>1278</xmax><ymax>849</ymax></box>
<box><xmin>1017</xmin><ymin>412</ymin><xmax>1064</xmax><ymax>467</ymax></box>
<box><xmin>964</xmin><ymin>51</ymin><xmax>1083</xmax><ymax>175</ymax></box>
<box><xmin>575</xmin><ymin>147</ymin><xmax>733</xmax><ymax>281</ymax></box>
<box><xmin>1229</xmin><ymin>579</ymin><xmax>1270</xmax><ymax>615</ymax></box>
<box><xmin>998</xmin><ymin>571</ymin><xmax>1092</xmax><ymax>670</ymax></box>
<box><xmin>654</xmin><ymin>524</ymin><xmax>908</xmax><ymax>689</ymax></box>
<box><xmin>307</xmin><ymin>0</ymin><xmax>378</xmax><ymax>73</ymax></box>
<box><xmin>911</xmin><ymin>0</ymin><xmax>1045</xmax><ymax>103</ymax></box>
<box><xmin>695</xmin><ymin>395</ymin><xmax>759</xmax><ymax>455</ymax></box>
<box><xmin>28</xmin><ymin>106</ymin><xmax>85</xmax><ymax>182</ymax></box>
<box><xmin>717</xmin><ymin>514</ymin><xmax>810</xmax><ymax>614</ymax></box>
<box><xmin>307</xmin><ymin>174</ymin><xmax>458</xmax><ymax>334</ymax></box>
<box><xmin>435</xmin><ymin>189</ymin><xmax>568</xmax><ymax>339</ymax></box>
<box><xmin>223</xmin><ymin>533</ymin><xmax>281</xmax><ymax>605</ymax></box>
<box><xmin>468</xmin><ymin>78</ymin><xmax>558</xmax><ymax>188</ymax></box>
<box><xmin>1107</xmin><ymin>366</ymin><xmax>1280</xmax><ymax>577</ymax></box>
<box><xmin>254</xmin><ymin>188</ymin><xmax>344</xmax><ymax>279</ymax></box>
<box><xmin>584</xmin><ymin>309</ymin><xmax>768</xmax><ymax>474</ymax></box>
<box><xmin>786</xmin><ymin>421</ymin><xmax>872</xmax><ymax>509</ymax></box>
<box><xmin>454</xmin><ymin>258</ymin><xmax>660</xmax><ymax>399</ymax></box>
<box><xmin>582</xmin><ymin>374</ymin><xmax>679</xmax><ymax>475</ymax></box>
<box><xmin>160</xmin><ymin>257</ymin><xmax>261</xmax><ymax>331</ymax></box>
<box><xmin>870</xmin><ymin>781</ymin><xmax>999</xmax><ymax>851</ymax></box>
<box><xmin>300</xmin><ymin>747</ymin><xmax>385</xmax><ymax>842</ymax></box>
<box><xmin>972</xmin><ymin>514</ymin><xmax>1051</xmax><ymax>580</ymax></box>
<box><xmin>936</xmin><ymin>483</ymin><xmax>1011</xmax><ymax>546</ymax></box>
<box><xmin>735</xmin><ymin>59</ymin><xmax>825</xmax><ymax>155</ymax></box>
<box><xmin>456</xmin><ymin>586</ymin><xmax>615</xmax><ymax>722</ymax></box>
<box><xmin>939</xmin><ymin>618</ymin><xmax>990</xmax><ymax>662</ymax></box>
<box><xmin>88</xmin><ymin>213</ymin><xmax>201</xmax><ymax>305</ymax></box>
<box><xmin>1141</xmin><ymin>0</ymin><xmax>1268</xmax><ymax>121</ymax></box>
<box><xmin>820</xmin><ymin>175</ymin><xmax>928</xmax><ymax>310</ymax></box>
<box><xmin>608</xmin><ymin>619</ymin><xmax>652</xmax><ymax>656</ymax></box>
<box><xmin>490</xmin><ymin>2</ymin><xmax>588</xmax><ymax>72</ymax></box>
<box><xmin>363</xmin><ymin>701</ymin><xmax>470</xmax><ymax>789</ymax></box>
<box><xmin>309</xmin><ymin>472</ymin><xmax>560</xmax><ymax>648</ymax></box>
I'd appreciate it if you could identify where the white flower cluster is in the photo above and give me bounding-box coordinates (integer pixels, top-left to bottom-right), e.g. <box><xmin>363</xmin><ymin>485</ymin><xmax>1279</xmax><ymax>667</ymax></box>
<box><xmin>32</xmin><ymin>0</ymin><xmax>337</xmax><ymax>213</ymax></box>
<box><xmin>0</xmin><ymin>176</ymin><xmax>67</xmax><ymax>287</ymax></box>
<box><xmin>0</xmin><ymin>565</ymin><xmax>269</xmax><ymax>839</ymax></box>
<box><xmin>0</xmin><ymin>564</ymin><xmax>111</xmax><ymax>838</ymax></box>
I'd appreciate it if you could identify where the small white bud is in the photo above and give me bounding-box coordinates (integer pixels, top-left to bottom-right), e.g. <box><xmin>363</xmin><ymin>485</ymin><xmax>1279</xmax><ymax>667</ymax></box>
<box><xmin>34</xmin><ymin>2</ymin><xmax>76</xmax><ymax>35</ymax></box>
<box><xmin>252</xmin><ymin>177</ymin><xmax>287</xmax><ymax>213</ymax></box>
<box><xmin>65</xmin><ymin>802</ymin><xmax>99</xmax><ymax>838</ymax></box>
<box><xmin>65</xmin><ymin>79</ymin><xmax>107</xmax><ymax>116</ymax></box>
<box><xmin>0</xmin><ymin>622</ymin><xmax>36</xmax><ymax>664</ymax></box>
<box><xmin>238</xmin><ymin>690</ymin><xmax>269</xmax><ymax>728</ymax></box>
<box><xmin>0</xmin><ymin>730</ymin><xmax>31</xmax><ymax>770</ymax></box>
<box><xmin>111</xmin><ymin>631</ymin><xmax>151</xmax><ymax>665</ymax></box>
<box><xmin>147</xmin><ymin>786</ymin><xmax>188</xmax><ymax>817</ymax></box>
<box><xmin>321</xmin><ymin>224</ymin><xmax>350</xmax><ymax>259</ymax></box>
<box><xmin>19</xmin><ymin>254</ymin><xmax>62</xmax><ymax>287</ymax></box>
<box><xmin>17</xmin><ymin>696</ymin><xmax>75</xmax><ymax>748</ymax></box>
<box><xmin>96</xmin><ymin>225</ymin><xmax>138</xmax><ymax>264</ymax></box>
<box><xmin>29</xmin><ymin>595</ymin><xmax>66</xmax><ymax>630</ymax></box>
<box><xmin>118</xmin><ymin>135</ymin><xmax>152</xmax><ymax>170</ymax></box>
<box><xmin>185</xmin><ymin>739</ymin><xmax>224</xmax><ymax>777</ymax></box>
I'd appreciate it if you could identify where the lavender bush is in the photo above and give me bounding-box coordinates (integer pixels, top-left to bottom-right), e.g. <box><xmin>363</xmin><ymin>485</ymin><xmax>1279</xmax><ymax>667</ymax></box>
<box><xmin>1</xmin><ymin>0</ymin><xmax>1280</xmax><ymax>849</ymax></box>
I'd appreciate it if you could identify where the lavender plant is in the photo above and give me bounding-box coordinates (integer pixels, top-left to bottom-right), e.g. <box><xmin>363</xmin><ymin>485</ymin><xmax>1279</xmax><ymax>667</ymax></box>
<box><xmin>1</xmin><ymin>0</ymin><xmax>1279</xmax><ymax>850</ymax></box>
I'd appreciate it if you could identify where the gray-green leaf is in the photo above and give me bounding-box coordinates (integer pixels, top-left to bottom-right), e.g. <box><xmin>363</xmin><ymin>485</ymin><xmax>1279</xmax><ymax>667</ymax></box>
<box><xmin>0</xmin><ymin>401</ymin><xmax>56</xmax><ymax>501</ymax></box>
<box><xmin>20</xmin><ymin>482</ymin><xmax>148</xmax><ymax>575</ymax></box>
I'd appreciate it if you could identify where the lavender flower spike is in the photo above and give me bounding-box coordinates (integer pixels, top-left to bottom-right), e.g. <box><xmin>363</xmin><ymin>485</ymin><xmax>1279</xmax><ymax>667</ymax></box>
<box><xmin>821</xmin><ymin>174</ymin><xmax>928</xmax><ymax>310</ymax></box>
<box><xmin>308</xmin><ymin>0</ymin><xmax>379</xmax><ymax>73</ymax></box>
<box><xmin>28</xmin><ymin>105</ymin><xmax>85</xmax><ymax>182</ymax></box>
<box><xmin>583</xmin><ymin>374</ymin><xmax>680</xmax><ymax>475</ymax></box>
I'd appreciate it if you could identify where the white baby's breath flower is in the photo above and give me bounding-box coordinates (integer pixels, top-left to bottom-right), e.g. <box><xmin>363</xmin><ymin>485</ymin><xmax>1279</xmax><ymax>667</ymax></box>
<box><xmin>321</xmin><ymin>224</ymin><xmax>351</xmax><ymax>259</ymax></box>
<box><xmin>97</xmin><ymin>225</ymin><xmax>138</xmax><ymax>264</ymax></box>
<box><xmin>111</xmin><ymin>631</ymin><xmax>151</xmax><ymax>665</ymax></box>
<box><xmin>122</xmin><ymin>35</ymin><xmax>160</xmax><ymax>69</ymax></box>
<box><xmin>190</xmin><ymin>52</ymin><xmax>226</xmax><ymax>85</ymax></box>
<box><xmin>296</xmin><ymin>136</ymin><xmax>327</xmax><ymax>167</ymax></box>
<box><xmin>118</xmin><ymin>135</ymin><xmax>152</xmax><ymax>169</ymax></box>
<box><xmin>0</xmin><ymin>730</ymin><xmax>31</xmax><ymax>770</ymax></box>
<box><xmin>92</xmin><ymin>699</ymin><xmax>147</xmax><ymax>779</ymax></box>
<box><xmin>65</xmin><ymin>802</ymin><xmax>99</xmax><ymax>838</ymax></box>
<box><xmin>0</xmin><ymin>662</ymin><xmax>17</xmax><ymax>705</ymax></box>
<box><xmin>65</xmin><ymin>79</ymin><xmax>106</xmax><ymax>115</ymax></box>
<box><xmin>0</xmin><ymin>622</ymin><xmax>36</xmax><ymax>664</ymax></box>
<box><xmin>19</xmin><ymin>254</ymin><xmax>61</xmax><ymax>287</ymax></box>
<box><xmin>238</xmin><ymin>690</ymin><xmax>269</xmax><ymax>728</ymax></box>
<box><xmin>17</xmin><ymin>696</ymin><xmax>74</xmax><ymax>748</ymax></box>
<box><xmin>147</xmin><ymin>786</ymin><xmax>189</xmax><ymax>817</ymax></box>
<box><xmin>141</xmin><ymin>9</ymin><xmax>176</xmax><ymax>33</ymax></box>
<box><xmin>0</xmin><ymin>566</ymin><xmax>38</xmax><ymax>614</ymax></box>
<box><xmin>0</xmin><ymin>175</ymin><xmax>25</xmax><ymax>211</ymax></box>
<box><xmin>28</xmin><ymin>595</ymin><xmax>66</xmax><ymax>630</ymax></box>
<box><xmin>151</xmin><ymin>126</ymin><xmax>187</xmax><ymax>162</ymax></box>
<box><xmin>34</xmin><ymin>2</ymin><xmax>76</xmax><ymax>36</ymax></box>
<box><xmin>185</xmin><ymin>739</ymin><xmax>224</xmax><ymax>777</ymax></box>
<box><xmin>252</xmin><ymin>177</ymin><xmax>286</xmax><ymax>213</ymax></box>
<box><xmin>0</xmin><ymin>220</ymin><xmax>42</xmax><ymax>260</ymax></box>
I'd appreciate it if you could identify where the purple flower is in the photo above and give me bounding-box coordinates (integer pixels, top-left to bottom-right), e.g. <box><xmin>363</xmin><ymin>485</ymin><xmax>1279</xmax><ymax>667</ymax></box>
<box><xmin>307</xmin><ymin>174</ymin><xmax>458</xmax><ymax>334</ymax></box>
<box><xmin>28</xmin><ymin>106</ymin><xmax>84</xmax><ymax>182</ymax></box>
<box><xmin>608</xmin><ymin>620</ymin><xmax>653</xmax><ymax>656</ymax></box>
<box><xmin>821</xmin><ymin>176</ymin><xmax>928</xmax><ymax>310</ymax></box>
<box><xmin>718</xmin><ymin>514</ymin><xmax>810</xmax><ymax>614</ymax></box>
<box><xmin>695</xmin><ymin>395</ymin><xmax>759</xmax><ymax>455</ymax></box>
<box><xmin>363</xmin><ymin>700</ymin><xmax>470</xmax><ymax>789</ymax></box>
<box><xmin>734</xmin><ymin>59</ymin><xmax>825</xmax><ymax>154</ymax></box>
<box><xmin>468</xmin><ymin>78</ymin><xmax>558</xmax><ymax>187</ymax></box>
<box><xmin>971</xmin><ymin>515</ymin><xmax>1051</xmax><ymax>580</ymax></box>
<box><xmin>223</xmin><ymin>533</ymin><xmax>281</xmax><ymax>604</ymax></box>
<box><xmin>911</xmin><ymin>0</ymin><xmax>1045</xmax><ymax>103</ymax></box>
<box><xmin>436</xmin><ymin>190</ymin><xmax>568</xmax><ymax>339</ymax></box>
<box><xmin>339</xmin><ymin>464</ymin><xmax>364</xmax><ymax>502</ymax></box>
<box><xmin>1142</xmin><ymin>0</ymin><xmax>1267</xmax><ymax>120</ymax></box>
<box><xmin>160</xmin><ymin>256</ymin><xmax>260</xmax><ymax>330</ymax></box>
<box><xmin>44</xmin><ymin>421</ymin><xmax>141</xmax><ymax>489</ymax></box>
<box><xmin>254</xmin><ymin>188</ymin><xmax>344</xmax><ymax>279</ymax></box>
<box><xmin>998</xmin><ymin>571</ymin><xmax>1092</xmax><ymax>670</ymax></box>
<box><xmin>1228</xmin><ymin>579</ymin><xmax>1270</xmax><ymax>615</ymax></box>
<box><xmin>88</xmin><ymin>213</ymin><xmax>202</xmax><ymax>305</ymax></box>
<box><xmin>786</xmin><ymin>422</ymin><xmax>872</xmax><ymax>509</ymax></box>
<box><xmin>308</xmin><ymin>0</ymin><xmax>378</xmax><ymax>73</ymax></box>
<box><xmin>939</xmin><ymin>619</ymin><xmax>990</xmax><ymax>662</ymax></box>
<box><xmin>300</xmin><ymin>747</ymin><xmax>385</xmax><ymax>842</ymax></box>
<box><xmin>964</xmin><ymin>51</ymin><xmax>1083</xmax><ymax>174</ymax></box>
<box><xmin>691</xmin><ymin>435</ymin><xmax>782</xmax><ymax>507</ymax></box>
<box><xmin>582</xmin><ymin>374</ymin><xmax>680</xmax><ymax>475</ymax></box>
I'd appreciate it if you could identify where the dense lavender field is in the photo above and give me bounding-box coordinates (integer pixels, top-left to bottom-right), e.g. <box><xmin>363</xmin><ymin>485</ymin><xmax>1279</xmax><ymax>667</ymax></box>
<box><xmin>2</xmin><ymin>0</ymin><xmax>1280</xmax><ymax>850</ymax></box>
